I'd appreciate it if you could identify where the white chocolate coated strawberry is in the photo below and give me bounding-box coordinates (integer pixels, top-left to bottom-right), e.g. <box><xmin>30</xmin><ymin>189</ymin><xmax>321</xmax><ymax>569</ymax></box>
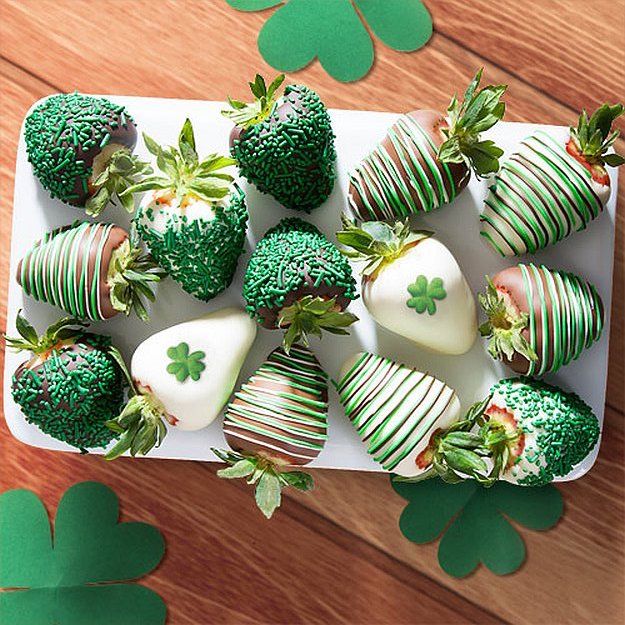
<box><xmin>131</xmin><ymin>307</ymin><xmax>256</xmax><ymax>431</ymax></box>
<box><xmin>363</xmin><ymin>238</ymin><xmax>477</xmax><ymax>355</ymax></box>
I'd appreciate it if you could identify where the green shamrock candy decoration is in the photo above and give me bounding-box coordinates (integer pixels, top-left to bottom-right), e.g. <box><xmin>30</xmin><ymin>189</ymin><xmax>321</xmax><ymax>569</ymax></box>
<box><xmin>166</xmin><ymin>342</ymin><xmax>206</xmax><ymax>382</ymax></box>
<box><xmin>406</xmin><ymin>275</ymin><xmax>447</xmax><ymax>315</ymax></box>
<box><xmin>0</xmin><ymin>482</ymin><xmax>166</xmax><ymax>625</ymax></box>
<box><xmin>392</xmin><ymin>477</ymin><xmax>563</xmax><ymax>578</ymax></box>
<box><xmin>225</xmin><ymin>0</ymin><xmax>433</xmax><ymax>82</ymax></box>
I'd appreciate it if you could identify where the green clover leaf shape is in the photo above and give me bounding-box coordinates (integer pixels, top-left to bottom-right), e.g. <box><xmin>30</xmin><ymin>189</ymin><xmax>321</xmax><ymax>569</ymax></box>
<box><xmin>166</xmin><ymin>342</ymin><xmax>206</xmax><ymax>382</ymax></box>
<box><xmin>406</xmin><ymin>275</ymin><xmax>447</xmax><ymax>315</ymax></box>
<box><xmin>225</xmin><ymin>0</ymin><xmax>433</xmax><ymax>82</ymax></box>
<box><xmin>392</xmin><ymin>477</ymin><xmax>563</xmax><ymax>578</ymax></box>
<box><xmin>0</xmin><ymin>482</ymin><xmax>166</xmax><ymax>625</ymax></box>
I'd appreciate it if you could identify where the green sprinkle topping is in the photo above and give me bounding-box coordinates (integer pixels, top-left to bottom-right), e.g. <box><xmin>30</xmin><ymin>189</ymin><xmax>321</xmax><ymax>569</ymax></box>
<box><xmin>229</xmin><ymin>85</ymin><xmax>336</xmax><ymax>212</ymax></box>
<box><xmin>11</xmin><ymin>333</ymin><xmax>124</xmax><ymax>451</ymax></box>
<box><xmin>24</xmin><ymin>92</ymin><xmax>136</xmax><ymax>207</ymax></box>
<box><xmin>243</xmin><ymin>217</ymin><xmax>357</xmax><ymax>328</ymax></box>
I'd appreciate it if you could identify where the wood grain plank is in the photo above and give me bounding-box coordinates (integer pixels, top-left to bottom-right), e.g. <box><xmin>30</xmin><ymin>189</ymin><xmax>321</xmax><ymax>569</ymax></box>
<box><xmin>0</xmin><ymin>417</ymin><xmax>506</xmax><ymax>625</ymax></box>
<box><xmin>0</xmin><ymin>0</ymin><xmax>622</xmax><ymax>412</ymax></box>
<box><xmin>430</xmin><ymin>0</ymin><xmax>625</xmax><ymax>132</ymax></box>
<box><xmin>287</xmin><ymin>404</ymin><xmax>625</xmax><ymax>625</ymax></box>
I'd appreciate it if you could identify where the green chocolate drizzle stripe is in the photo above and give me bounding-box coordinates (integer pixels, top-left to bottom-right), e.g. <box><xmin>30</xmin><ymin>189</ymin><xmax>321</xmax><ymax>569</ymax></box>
<box><xmin>519</xmin><ymin>263</ymin><xmax>603</xmax><ymax>375</ymax></box>
<box><xmin>337</xmin><ymin>353</ymin><xmax>458</xmax><ymax>471</ymax></box>
<box><xmin>20</xmin><ymin>222</ymin><xmax>116</xmax><ymax>321</ymax></box>
<box><xmin>223</xmin><ymin>345</ymin><xmax>329</xmax><ymax>463</ymax></box>
<box><xmin>481</xmin><ymin>131</ymin><xmax>604</xmax><ymax>255</ymax></box>
<box><xmin>348</xmin><ymin>114</ymin><xmax>455</xmax><ymax>220</ymax></box>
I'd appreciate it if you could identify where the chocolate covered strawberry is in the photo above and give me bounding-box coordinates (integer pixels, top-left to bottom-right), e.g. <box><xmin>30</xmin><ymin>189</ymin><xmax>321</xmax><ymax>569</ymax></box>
<box><xmin>129</xmin><ymin>119</ymin><xmax>248</xmax><ymax>301</ymax></box>
<box><xmin>337</xmin><ymin>352</ymin><xmax>462</xmax><ymax>478</ymax></box>
<box><xmin>105</xmin><ymin>308</ymin><xmax>256</xmax><ymax>459</ymax></box>
<box><xmin>223</xmin><ymin>74</ymin><xmax>336</xmax><ymax>212</ymax></box>
<box><xmin>407</xmin><ymin>377</ymin><xmax>599</xmax><ymax>486</ymax></box>
<box><xmin>214</xmin><ymin>344</ymin><xmax>329</xmax><ymax>519</ymax></box>
<box><xmin>337</xmin><ymin>217</ymin><xmax>477</xmax><ymax>354</ymax></box>
<box><xmin>24</xmin><ymin>92</ymin><xmax>151</xmax><ymax>215</ymax></box>
<box><xmin>17</xmin><ymin>221</ymin><xmax>165</xmax><ymax>321</ymax></box>
<box><xmin>479</xmin><ymin>263</ymin><xmax>604</xmax><ymax>375</ymax></box>
<box><xmin>481</xmin><ymin>103</ymin><xmax>624</xmax><ymax>256</ymax></box>
<box><xmin>243</xmin><ymin>218</ymin><xmax>358</xmax><ymax>352</ymax></box>
<box><xmin>348</xmin><ymin>69</ymin><xmax>507</xmax><ymax>221</ymax></box>
<box><xmin>7</xmin><ymin>313</ymin><xmax>125</xmax><ymax>451</ymax></box>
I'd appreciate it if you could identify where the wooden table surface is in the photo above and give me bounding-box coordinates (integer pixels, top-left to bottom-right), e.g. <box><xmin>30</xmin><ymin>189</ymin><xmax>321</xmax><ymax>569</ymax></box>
<box><xmin>1</xmin><ymin>1</ymin><xmax>623</xmax><ymax>623</ymax></box>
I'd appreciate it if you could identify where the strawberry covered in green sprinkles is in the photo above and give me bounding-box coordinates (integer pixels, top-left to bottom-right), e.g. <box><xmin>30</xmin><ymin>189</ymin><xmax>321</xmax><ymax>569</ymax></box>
<box><xmin>129</xmin><ymin>119</ymin><xmax>248</xmax><ymax>301</ymax></box>
<box><xmin>243</xmin><ymin>218</ymin><xmax>358</xmax><ymax>352</ymax></box>
<box><xmin>7</xmin><ymin>313</ymin><xmax>126</xmax><ymax>452</ymax></box>
<box><xmin>24</xmin><ymin>92</ymin><xmax>151</xmax><ymax>216</ymax></box>
<box><xmin>223</xmin><ymin>74</ymin><xmax>336</xmax><ymax>212</ymax></box>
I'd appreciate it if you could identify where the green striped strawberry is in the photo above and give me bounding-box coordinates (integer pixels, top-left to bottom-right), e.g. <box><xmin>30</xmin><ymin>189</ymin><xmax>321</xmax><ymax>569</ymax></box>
<box><xmin>481</xmin><ymin>103</ymin><xmax>624</xmax><ymax>256</ymax></box>
<box><xmin>348</xmin><ymin>69</ymin><xmax>507</xmax><ymax>220</ymax></box>
<box><xmin>479</xmin><ymin>263</ymin><xmax>604</xmax><ymax>375</ymax></box>
<box><xmin>17</xmin><ymin>221</ymin><xmax>165</xmax><ymax>321</ymax></box>
<box><xmin>223</xmin><ymin>74</ymin><xmax>336</xmax><ymax>212</ymax></box>
<box><xmin>128</xmin><ymin>119</ymin><xmax>248</xmax><ymax>301</ymax></box>
<box><xmin>24</xmin><ymin>92</ymin><xmax>151</xmax><ymax>215</ymax></box>
<box><xmin>336</xmin><ymin>352</ymin><xmax>462</xmax><ymax>478</ymax></box>
<box><xmin>7</xmin><ymin>313</ymin><xmax>125</xmax><ymax>451</ymax></box>
<box><xmin>243</xmin><ymin>218</ymin><xmax>358</xmax><ymax>352</ymax></box>
<box><xmin>213</xmin><ymin>344</ymin><xmax>328</xmax><ymax>519</ymax></box>
<box><xmin>402</xmin><ymin>377</ymin><xmax>600</xmax><ymax>487</ymax></box>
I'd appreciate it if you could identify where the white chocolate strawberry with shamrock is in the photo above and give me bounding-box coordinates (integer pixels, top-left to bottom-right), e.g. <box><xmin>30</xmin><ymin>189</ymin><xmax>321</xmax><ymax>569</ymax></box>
<box><xmin>337</xmin><ymin>218</ymin><xmax>477</xmax><ymax>355</ymax></box>
<box><xmin>104</xmin><ymin>307</ymin><xmax>256</xmax><ymax>459</ymax></box>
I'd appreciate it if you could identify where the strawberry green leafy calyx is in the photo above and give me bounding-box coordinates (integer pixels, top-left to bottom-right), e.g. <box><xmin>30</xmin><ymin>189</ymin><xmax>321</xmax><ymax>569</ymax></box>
<box><xmin>8</xmin><ymin>313</ymin><xmax>125</xmax><ymax>451</ymax></box>
<box><xmin>222</xmin><ymin>74</ymin><xmax>286</xmax><ymax>128</ymax></box>
<box><xmin>438</xmin><ymin>68</ymin><xmax>507</xmax><ymax>177</ymax></box>
<box><xmin>107</xmin><ymin>232</ymin><xmax>166</xmax><ymax>321</ymax></box>
<box><xmin>337</xmin><ymin>216</ymin><xmax>432</xmax><ymax>279</ymax></box>
<box><xmin>478</xmin><ymin>277</ymin><xmax>537</xmax><ymax>364</ymax></box>
<box><xmin>5</xmin><ymin>313</ymin><xmax>87</xmax><ymax>355</ymax></box>
<box><xmin>86</xmin><ymin>149</ymin><xmax>152</xmax><ymax>217</ymax></box>
<box><xmin>567</xmin><ymin>103</ymin><xmax>625</xmax><ymax>183</ymax></box>
<box><xmin>125</xmin><ymin>118</ymin><xmax>237</xmax><ymax>202</ymax></box>
<box><xmin>213</xmin><ymin>450</ymin><xmax>313</xmax><ymax>519</ymax></box>
<box><xmin>279</xmin><ymin>295</ymin><xmax>358</xmax><ymax>354</ymax></box>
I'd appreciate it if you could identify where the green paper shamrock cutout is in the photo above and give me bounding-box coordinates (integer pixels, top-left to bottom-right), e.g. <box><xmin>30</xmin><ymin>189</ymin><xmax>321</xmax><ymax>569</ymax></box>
<box><xmin>0</xmin><ymin>482</ymin><xmax>166</xmax><ymax>625</ymax></box>
<box><xmin>225</xmin><ymin>0</ymin><xmax>433</xmax><ymax>82</ymax></box>
<box><xmin>166</xmin><ymin>342</ymin><xmax>206</xmax><ymax>382</ymax></box>
<box><xmin>406</xmin><ymin>275</ymin><xmax>447</xmax><ymax>315</ymax></box>
<box><xmin>392</xmin><ymin>477</ymin><xmax>563</xmax><ymax>578</ymax></box>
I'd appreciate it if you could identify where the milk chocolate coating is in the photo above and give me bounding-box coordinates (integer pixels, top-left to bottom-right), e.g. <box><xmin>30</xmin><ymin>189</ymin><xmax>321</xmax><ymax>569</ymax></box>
<box><xmin>16</xmin><ymin>224</ymin><xmax>128</xmax><ymax>320</ymax></box>
<box><xmin>225</xmin><ymin>376</ymin><xmax>327</xmax><ymax>466</ymax></box>
<box><xmin>349</xmin><ymin>109</ymin><xmax>469</xmax><ymax>220</ymax></box>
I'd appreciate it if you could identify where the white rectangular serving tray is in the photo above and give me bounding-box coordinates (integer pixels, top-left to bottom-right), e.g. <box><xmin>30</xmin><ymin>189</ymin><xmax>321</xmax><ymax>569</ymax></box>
<box><xmin>4</xmin><ymin>95</ymin><xmax>617</xmax><ymax>480</ymax></box>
